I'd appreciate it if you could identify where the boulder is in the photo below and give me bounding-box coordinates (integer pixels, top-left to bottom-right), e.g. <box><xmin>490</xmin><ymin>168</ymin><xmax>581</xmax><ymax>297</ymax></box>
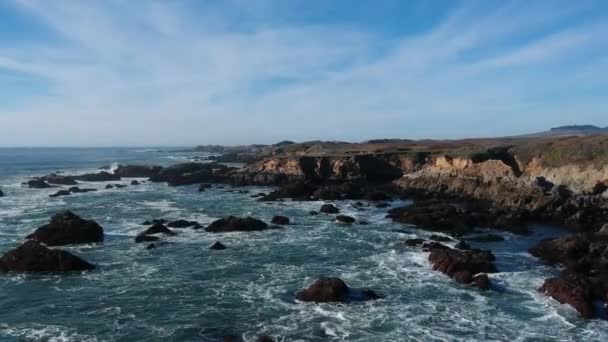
<box><xmin>210</xmin><ymin>241</ymin><xmax>227</xmax><ymax>250</ymax></box>
<box><xmin>130</xmin><ymin>180</ymin><xmax>140</xmax><ymax>186</ymax></box>
<box><xmin>68</xmin><ymin>187</ymin><xmax>97</xmax><ymax>193</ymax></box>
<box><xmin>0</xmin><ymin>188</ymin><xmax>3</xmax><ymax>197</ymax></box>
<box><xmin>539</xmin><ymin>269</ymin><xmax>595</xmax><ymax>319</ymax></box>
<box><xmin>320</xmin><ymin>204</ymin><xmax>340</xmax><ymax>214</ymax></box>
<box><xmin>114</xmin><ymin>165</ymin><xmax>163</xmax><ymax>178</ymax></box>
<box><xmin>296</xmin><ymin>277</ymin><xmax>380</xmax><ymax>303</ymax></box>
<box><xmin>26</xmin><ymin>211</ymin><xmax>104</xmax><ymax>246</ymax></box>
<box><xmin>205</xmin><ymin>216</ymin><xmax>269</xmax><ymax>233</ymax></box>
<box><xmin>403</xmin><ymin>238</ymin><xmax>424</xmax><ymax>246</ymax></box>
<box><xmin>199</xmin><ymin>183</ymin><xmax>212</xmax><ymax>192</ymax></box>
<box><xmin>271</xmin><ymin>216</ymin><xmax>290</xmax><ymax>225</ymax></box>
<box><xmin>335</xmin><ymin>215</ymin><xmax>356</xmax><ymax>224</ymax></box>
<box><xmin>428</xmin><ymin>246</ymin><xmax>497</xmax><ymax>289</ymax></box>
<box><xmin>138</xmin><ymin>224</ymin><xmax>177</xmax><ymax>236</ymax></box>
<box><xmin>27</xmin><ymin>179</ymin><xmax>53</xmax><ymax>189</ymax></box>
<box><xmin>105</xmin><ymin>184</ymin><xmax>114</xmax><ymax>189</ymax></box>
<box><xmin>0</xmin><ymin>241</ymin><xmax>95</xmax><ymax>273</ymax></box>
<box><xmin>114</xmin><ymin>184</ymin><xmax>127</xmax><ymax>188</ymax></box>
<box><xmin>430</xmin><ymin>234</ymin><xmax>453</xmax><ymax>242</ymax></box>
<box><xmin>49</xmin><ymin>190</ymin><xmax>71</xmax><ymax>198</ymax></box>
<box><xmin>167</xmin><ymin>220</ymin><xmax>200</xmax><ymax>228</ymax></box>
<box><xmin>473</xmin><ymin>274</ymin><xmax>491</xmax><ymax>290</ymax></box>
<box><xmin>42</xmin><ymin>174</ymin><xmax>78</xmax><ymax>185</ymax></box>
<box><xmin>74</xmin><ymin>171</ymin><xmax>120</xmax><ymax>182</ymax></box>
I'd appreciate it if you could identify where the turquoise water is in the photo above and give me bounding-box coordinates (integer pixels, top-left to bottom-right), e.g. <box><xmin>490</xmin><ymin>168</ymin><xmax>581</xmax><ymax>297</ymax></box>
<box><xmin>0</xmin><ymin>148</ymin><xmax>606</xmax><ymax>341</ymax></box>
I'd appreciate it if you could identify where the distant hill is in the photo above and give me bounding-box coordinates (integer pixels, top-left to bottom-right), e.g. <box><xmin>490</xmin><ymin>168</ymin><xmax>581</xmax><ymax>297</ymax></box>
<box><xmin>517</xmin><ymin>125</ymin><xmax>608</xmax><ymax>138</ymax></box>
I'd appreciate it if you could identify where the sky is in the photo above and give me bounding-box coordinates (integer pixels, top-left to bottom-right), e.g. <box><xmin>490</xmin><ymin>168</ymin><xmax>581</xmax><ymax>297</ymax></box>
<box><xmin>0</xmin><ymin>0</ymin><xmax>607</xmax><ymax>147</ymax></box>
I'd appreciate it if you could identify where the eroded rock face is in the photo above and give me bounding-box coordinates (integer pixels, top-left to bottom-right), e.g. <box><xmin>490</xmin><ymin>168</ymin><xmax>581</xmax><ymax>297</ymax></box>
<box><xmin>539</xmin><ymin>268</ymin><xmax>595</xmax><ymax>319</ymax></box>
<box><xmin>0</xmin><ymin>241</ymin><xmax>95</xmax><ymax>273</ymax></box>
<box><xmin>428</xmin><ymin>246</ymin><xmax>497</xmax><ymax>290</ymax></box>
<box><xmin>205</xmin><ymin>216</ymin><xmax>269</xmax><ymax>233</ymax></box>
<box><xmin>114</xmin><ymin>165</ymin><xmax>163</xmax><ymax>178</ymax></box>
<box><xmin>296</xmin><ymin>277</ymin><xmax>380</xmax><ymax>303</ymax></box>
<box><xmin>149</xmin><ymin>163</ymin><xmax>229</xmax><ymax>186</ymax></box>
<box><xmin>529</xmin><ymin>235</ymin><xmax>590</xmax><ymax>264</ymax></box>
<box><xmin>26</xmin><ymin>211</ymin><xmax>104</xmax><ymax>246</ymax></box>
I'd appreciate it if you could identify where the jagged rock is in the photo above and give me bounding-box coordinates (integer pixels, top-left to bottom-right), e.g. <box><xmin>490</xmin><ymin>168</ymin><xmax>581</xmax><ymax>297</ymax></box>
<box><xmin>428</xmin><ymin>246</ymin><xmax>497</xmax><ymax>289</ymax></box>
<box><xmin>27</xmin><ymin>179</ymin><xmax>53</xmax><ymax>189</ymax></box>
<box><xmin>205</xmin><ymin>216</ymin><xmax>269</xmax><ymax>233</ymax></box>
<box><xmin>142</xmin><ymin>219</ymin><xmax>167</xmax><ymax>226</ymax></box>
<box><xmin>296</xmin><ymin>277</ymin><xmax>380</xmax><ymax>303</ymax></box>
<box><xmin>529</xmin><ymin>235</ymin><xmax>590</xmax><ymax>264</ymax></box>
<box><xmin>0</xmin><ymin>241</ymin><xmax>95</xmax><ymax>273</ymax></box>
<box><xmin>114</xmin><ymin>165</ymin><xmax>163</xmax><ymax>178</ymax></box>
<box><xmin>26</xmin><ymin>211</ymin><xmax>104</xmax><ymax>246</ymax></box>
<box><xmin>167</xmin><ymin>220</ymin><xmax>199</xmax><ymax>228</ymax></box>
<box><xmin>320</xmin><ymin>204</ymin><xmax>339</xmax><ymax>214</ymax></box>
<box><xmin>138</xmin><ymin>224</ymin><xmax>177</xmax><ymax>236</ymax></box>
<box><xmin>210</xmin><ymin>241</ymin><xmax>227</xmax><ymax>250</ymax></box>
<box><xmin>74</xmin><ymin>171</ymin><xmax>120</xmax><ymax>182</ymax></box>
<box><xmin>539</xmin><ymin>269</ymin><xmax>595</xmax><ymax>319</ymax></box>
<box><xmin>473</xmin><ymin>274</ymin><xmax>490</xmax><ymax>290</ymax></box>
<box><xmin>335</xmin><ymin>215</ymin><xmax>356</xmax><ymax>224</ymax></box>
<box><xmin>271</xmin><ymin>216</ymin><xmax>290</xmax><ymax>225</ymax></box>
<box><xmin>262</xmin><ymin>181</ymin><xmax>317</xmax><ymax>201</ymax></box>
<box><xmin>49</xmin><ymin>190</ymin><xmax>71</xmax><ymax>198</ymax></box>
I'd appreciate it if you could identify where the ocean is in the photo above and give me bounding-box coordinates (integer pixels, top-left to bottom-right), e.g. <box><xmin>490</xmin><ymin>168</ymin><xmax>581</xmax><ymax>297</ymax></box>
<box><xmin>0</xmin><ymin>148</ymin><xmax>606</xmax><ymax>341</ymax></box>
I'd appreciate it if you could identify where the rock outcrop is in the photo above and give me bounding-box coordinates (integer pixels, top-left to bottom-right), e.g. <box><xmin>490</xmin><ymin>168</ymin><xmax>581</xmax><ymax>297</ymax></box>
<box><xmin>114</xmin><ymin>165</ymin><xmax>163</xmax><ymax>178</ymax></box>
<box><xmin>135</xmin><ymin>224</ymin><xmax>177</xmax><ymax>243</ymax></box>
<box><xmin>27</xmin><ymin>179</ymin><xmax>53</xmax><ymax>189</ymax></box>
<box><xmin>26</xmin><ymin>211</ymin><xmax>104</xmax><ymax>246</ymax></box>
<box><xmin>296</xmin><ymin>277</ymin><xmax>381</xmax><ymax>303</ymax></box>
<box><xmin>0</xmin><ymin>241</ymin><xmax>95</xmax><ymax>273</ymax></box>
<box><xmin>271</xmin><ymin>216</ymin><xmax>290</xmax><ymax>225</ymax></box>
<box><xmin>428</xmin><ymin>246</ymin><xmax>497</xmax><ymax>290</ymax></box>
<box><xmin>205</xmin><ymin>216</ymin><xmax>269</xmax><ymax>233</ymax></box>
<box><xmin>41</xmin><ymin>174</ymin><xmax>78</xmax><ymax>185</ymax></box>
<box><xmin>149</xmin><ymin>163</ymin><xmax>230</xmax><ymax>186</ymax></box>
<box><xmin>74</xmin><ymin>171</ymin><xmax>121</xmax><ymax>182</ymax></box>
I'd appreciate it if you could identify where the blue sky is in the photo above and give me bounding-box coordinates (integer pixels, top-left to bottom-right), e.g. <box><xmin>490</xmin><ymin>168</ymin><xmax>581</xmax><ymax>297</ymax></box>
<box><xmin>0</xmin><ymin>0</ymin><xmax>607</xmax><ymax>146</ymax></box>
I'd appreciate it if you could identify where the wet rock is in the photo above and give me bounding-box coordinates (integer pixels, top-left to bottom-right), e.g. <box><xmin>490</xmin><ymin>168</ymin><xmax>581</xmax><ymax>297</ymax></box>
<box><xmin>256</xmin><ymin>336</ymin><xmax>275</xmax><ymax>342</ymax></box>
<box><xmin>199</xmin><ymin>183</ymin><xmax>212</xmax><ymax>192</ymax></box>
<box><xmin>114</xmin><ymin>184</ymin><xmax>127</xmax><ymax>189</ymax></box>
<box><xmin>403</xmin><ymin>238</ymin><xmax>424</xmax><ymax>246</ymax></box>
<box><xmin>428</xmin><ymin>246</ymin><xmax>497</xmax><ymax>288</ymax></box>
<box><xmin>271</xmin><ymin>216</ymin><xmax>290</xmax><ymax>225</ymax></box>
<box><xmin>529</xmin><ymin>235</ymin><xmax>590</xmax><ymax>265</ymax></box>
<box><xmin>105</xmin><ymin>184</ymin><xmax>114</xmax><ymax>189</ymax></box>
<box><xmin>114</xmin><ymin>165</ymin><xmax>163</xmax><ymax>178</ymax></box>
<box><xmin>320</xmin><ymin>204</ymin><xmax>339</xmax><ymax>214</ymax></box>
<box><xmin>27</xmin><ymin>179</ymin><xmax>53</xmax><ymax>189</ymax></box>
<box><xmin>473</xmin><ymin>274</ymin><xmax>490</xmax><ymax>290</ymax></box>
<box><xmin>455</xmin><ymin>240</ymin><xmax>470</xmax><ymax>250</ymax></box>
<box><xmin>146</xmin><ymin>243</ymin><xmax>156</xmax><ymax>250</ymax></box>
<box><xmin>308</xmin><ymin>211</ymin><xmax>319</xmax><ymax>216</ymax></box>
<box><xmin>149</xmin><ymin>162</ymin><xmax>228</xmax><ymax>186</ymax></box>
<box><xmin>296</xmin><ymin>277</ymin><xmax>380</xmax><ymax>303</ymax></box>
<box><xmin>422</xmin><ymin>242</ymin><xmax>450</xmax><ymax>251</ymax></box>
<box><xmin>135</xmin><ymin>235</ymin><xmax>160</xmax><ymax>243</ymax></box>
<box><xmin>210</xmin><ymin>241</ymin><xmax>227</xmax><ymax>250</ymax></box>
<box><xmin>430</xmin><ymin>234</ymin><xmax>453</xmax><ymax>242</ymax></box>
<box><xmin>205</xmin><ymin>216</ymin><xmax>269</xmax><ymax>233</ymax></box>
<box><xmin>365</xmin><ymin>192</ymin><xmax>390</xmax><ymax>201</ymax></box>
<box><xmin>130</xmin><ymin>180</ymin><xmax>140</xmax><ymax>186</ymax></box>
<box><xmin>375</xmin><ymin>202</ymin><xmax>391</xmax><ymax>208</ymax></box>
<box><xmin>539</xmin><ymin>269</ymin><xmax>595</xmax><ymax>319</ymax></box>
<box><xmin>138</xmin><ymin>224</ymin><xmax>177</xmax><ymax>237</ymax></box>
<box><xmin>68</xmin><ymin>186</ymin><xmax>97</xmax><ymax>193</ymax></box>
<box><xmin>467</xmin><ymin>234</ymin><xmax>505</xmax><ymax>242</ymax></box>
<box><xmin>74</xmin><ymin>171</ymin><xmax>120</xmax><ymax>182</ymax></box>
<box><xmin>262</xmin><ymin>181</ymin><xmax>317</xmax><ymax>201</ymax></box>
<box><xmin>335</xmin><ymin>215</ymin><xmax>356</xmax><ymax>224</ymax></box>
<box><xmin>358</xmin><ymin>220</ymin><xmax>370</xmax><ymax>225</ymax></box>
<box><xmin>0</xmin><ymin>241</ymin><xmax>95</xmax><ymax>273</ymax></box>
<box><xmin>142</xmin><ymin>219</ymin><xmax>167</xmax><ymax>226</ymax></box>
<box><xmin>49</xmin><ymin>190</ymin><xmax>71</xmax><ymax>198</ymax></box>
<box><xmin>0</xmin><ymin>188</ymin><xmax>3</xmax><ymax>197</ymax></box>
<box><xmin>26</xmin><ymin>211</ymin><xmax>104</xmax><ymax>246</ymax></box>
<box><xmin>167</xmin><ymin>220</ymin><xmax>200</xmax><ymax>228</ymax></box>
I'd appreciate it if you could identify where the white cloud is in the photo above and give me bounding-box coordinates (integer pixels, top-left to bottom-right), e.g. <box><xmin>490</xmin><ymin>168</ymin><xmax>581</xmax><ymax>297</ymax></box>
<box><xmin>0</xmin><ymin>0</ymin><xmax>606</xmax><ymax>146</ymax></box>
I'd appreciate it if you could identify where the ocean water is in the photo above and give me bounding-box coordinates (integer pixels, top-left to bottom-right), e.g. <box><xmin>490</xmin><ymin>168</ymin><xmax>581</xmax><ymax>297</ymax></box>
<box><xmin>0</xmin><ymin>148</ymin><xmax>607</xmax><ymax>341</ymax></box>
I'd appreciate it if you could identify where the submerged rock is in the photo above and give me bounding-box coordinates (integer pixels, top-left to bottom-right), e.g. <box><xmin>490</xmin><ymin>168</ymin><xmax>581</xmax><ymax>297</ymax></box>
<box><xmin>335</xmin><ymin>215</ymin><xmax>356</xmax><ymax>224</ymax></box>
<box><xmin>428</xmin><ymin>246</ymin><xmax>497</xmax><ymax>290</ymax></box>
<box><xmin>0</xmin><ymin>241</ymin><xmax>95</xmax><ymax>273</ymax></box>
<box><xmin>0</xmin><ymin>188</ymin><xmax>3</xmax><ymax>197</ymax></box>
<box><xmin>210</xmin><ymin>241</ymin><xmax>227</xmax><ymax>250</ymax></box>
<box><xmin>403</xmin><ymin>238</ymin><xmax>424</xmax><ymax>247</ymax></box>
<box><xmin>271</xmin><ymin>216</ymin><xmax>290</xmax><ymax>225</ymax></box>
<box><xmin>167</xmin><ymin>220</ymin><xmax>200</xmax><ymax>228</ymax></box>
<box><xmin>26</xmin><ymin>211</ymin><xmax>104</xmax><ymax>246</ymax></box>
<box><xmin>296</xmin><ymin>277</ymin><xmax>381</xmax><ymax>303</ymax></box>
<box><xmin>42</xmin><ymin>174</ymin><xmax>78</xmax><ymax>185</ymax></box>
<box><xmin>205</xmin><ymin>216</ymin><xmax>269</xmax><ymax>233</ymax></box>
<box><xmin>27</xmin><ymin>179</ymin><xmax>53</xmax><ymax>189</ymax></box>
<box><xmin>320</xmin><ymin>204</ymin><xmax>340</xmax><ymax>214</ymax></box>
<box><xmin>135</xmin><ymin>235</ymin><xmax>160</xmax><ymax>243</ymax></box>
<box><xmin>49</xmin><ymin>190</ymin><xmax>71</xmax><ymax>198</ymax></box>
<box><xmin>130</xmin><ymin>180</ymin><xmax>140</xmax><ymax>186</ymax></box>
<box><xmin>68</xmin><ymin>186</ymin><xmax>97</xmax><ymax>193</ymax></box>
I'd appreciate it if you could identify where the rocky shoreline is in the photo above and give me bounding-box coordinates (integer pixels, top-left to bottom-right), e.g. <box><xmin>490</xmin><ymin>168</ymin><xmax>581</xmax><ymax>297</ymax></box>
<box><xmin>6</xmin><ymin>136</ymin><xmax>608</xmax><ymax>323</ymax></box>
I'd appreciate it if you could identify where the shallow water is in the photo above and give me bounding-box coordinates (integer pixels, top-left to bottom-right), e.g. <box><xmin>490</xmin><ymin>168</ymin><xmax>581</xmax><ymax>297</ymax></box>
<box><xmin>0</xmin><ymin>148</ymin><xmax>607</xmax><ymax>341</ymax></box>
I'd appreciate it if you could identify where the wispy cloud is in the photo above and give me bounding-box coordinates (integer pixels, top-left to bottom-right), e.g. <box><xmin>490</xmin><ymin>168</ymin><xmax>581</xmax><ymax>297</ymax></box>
<box><xmin>0</xmin><ymin>0</ymin><xmax>606</xmax><ymax>146</ymax></box>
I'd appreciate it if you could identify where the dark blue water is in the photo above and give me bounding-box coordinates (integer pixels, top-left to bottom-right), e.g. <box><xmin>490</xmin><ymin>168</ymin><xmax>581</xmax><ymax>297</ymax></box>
<box><xmin>0</xmin><ymin>148</ymin><xmax>606</xmax><ymax>341</ymax></box>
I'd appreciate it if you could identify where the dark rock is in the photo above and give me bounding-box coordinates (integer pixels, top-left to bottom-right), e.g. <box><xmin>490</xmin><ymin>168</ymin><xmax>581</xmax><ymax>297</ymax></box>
<box><xmin>335</xmin><ymin>215</ymin><xmax>356</xmax><ymax>224</ymax></box>
<box><xmin>49</xmin><ymin>190</ymin><xmax>71</xmax><ymax>198</ymax></box>
<box><xmin>422</xmin><ymin>242</ymin><xmax>450</xmax><ymax>251</ymax></box>
<box><xmin>135</xmin><ymin>235</ymin><xmax>160</xmax><ymax>243</ymax></box>
<box><xmin>205</xmin><ymin>216</ymin><xmax>269</xmax><ymax>233</ymax></box>
<box><xmin>210</xmin><ymin>241</ymin><xmax>227</xmax><ymax>250</ymax></box>
<box><xmin>138</xmin><ymin>224</ymin><xmax>177</xmax><ymax>237</ymax></box>
<box><xmin>309</xmin><ymin>211</ymin><xmax>319</xmax><ymax>216</ymax></box>
<box><xmin>142</xmin><ymin>219</ymin><xmax>167</xmax><ymax>226</ymax></box>
<box><xmin>271</xmin><ymin>216</ymin><xmax>290</xmax><ymax>225</ymax></box>
<box><xmin>146</xmin><ymin>243</ymin><xmax>156</xmax><ymax>250</ymax></box>
<box><xmin>428</xmin><ymin>246</ymin><xmax>497</xmax><ymax>287</ymax></box>
<box><xmin>358</xmin><ymin>220</ymin><xmax>370</xmax><ymax>225</ymax></box>
<box><xmin>114</xmin><ymin>165</ymin><xmax>163</xmax><ymax>178</ymax></box>
<box><xmin>430</xmin><ymin>234</ymin><xmax>453</xmax><ymax>242</ymax></box>
<box><xmin>114</xmin><ymin>184</ymin><xmax>127</xmax><ymax>188</ymax></box>
<box><xmin>256</xmin><ymin>336</ymin><xmax>275</xmax><ymax>342</ymax></box>
<box><xmin>0</xmin><ymin>188</ymin><xmax>3</xmax><ymax>197</ymax></box>
<box><xmin>105</xmin><ymin>184</ymin><xmax>114</xmax><ymax>189</ymax></box>
<box><xmin>473</xmin><ymin>274</ymin><xmax>491</xmax><ymax>290</ymax></box>
<box><xmin>403</xmin><ymin>238</ymin><xmax>424</xmax><ymax>246</ymax></box>
<box><xmin>365</xmin><ymin>192</ymin><xmax>390</xmax><ymax>201</ymax></box>
<box><xmin>296</xmin><ymin>277</ymin><xmax>380</xmax><ymax>303</ymax></box>
<box><xmin>68</xmin><ymin>187</ymin><xmax>97</xmax><ymax>193</ymax></box>
<box><xmin>467</xmin><ymin>234</ymin><xmax>505</xmax><ymax>242</ymax></box>
<box><xmin>27</xmin><ymin>179</ymin><xmax>53</xmax><ymax>189</ymax></box>
<box><xmin>74</xmin><ymin>171</ymin><xmax>120</xmax><ymax>182</ymax></box>
<box><xmin>0</xmin><ymin>241</ymin><xmax>95</xmax><ymax>273</ymax></box>
<box><xmin>529</xmin><ymin>235</ymin><xmax>590</xmax><ymax>265</ymax></box>
<box><xmin>263</xmin><ymin>181</ymin><xmax>317</xmax><ymax>201</ymax></box>
<box><xmin>320</xmin><ymin>204</ymin><xmax>340</xmax><ymax>214</ymax></box>
<box><xmin>149</xmin><ymin>162</ymin><xmax>228</xmax><ymax>186</ymax></box>
<box><xmin>375</xmin><ymin>202</ymin><xmax>391</xmax><ymax>208</ymax></box>
<box><xmin>455</xmin><ymin>240</ymin><xmax>470</xmax><ymax>250</ymax></box>
<box><xmin>26</xmin><ymin>211</ymin><xmax>104</xmax><ymax>246</ymax></box>
<box><xmin>130</xmin><ymin>180</ymin><xmax>140</xmax><ymax>186</ymax></box>
<box><xmin>167</xmin><ymin>220</ymin><xmax>200</xmax><ymax>228</ymax></box>
<box><xmin>199</xmin><ymin>183</ymin><xmax>212</xmax><ymax>192</ymax></box>
<box><xmin>539</xmin><ymin>269</ymin><xmax>595</xmax><ymax>319</ymax></box>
